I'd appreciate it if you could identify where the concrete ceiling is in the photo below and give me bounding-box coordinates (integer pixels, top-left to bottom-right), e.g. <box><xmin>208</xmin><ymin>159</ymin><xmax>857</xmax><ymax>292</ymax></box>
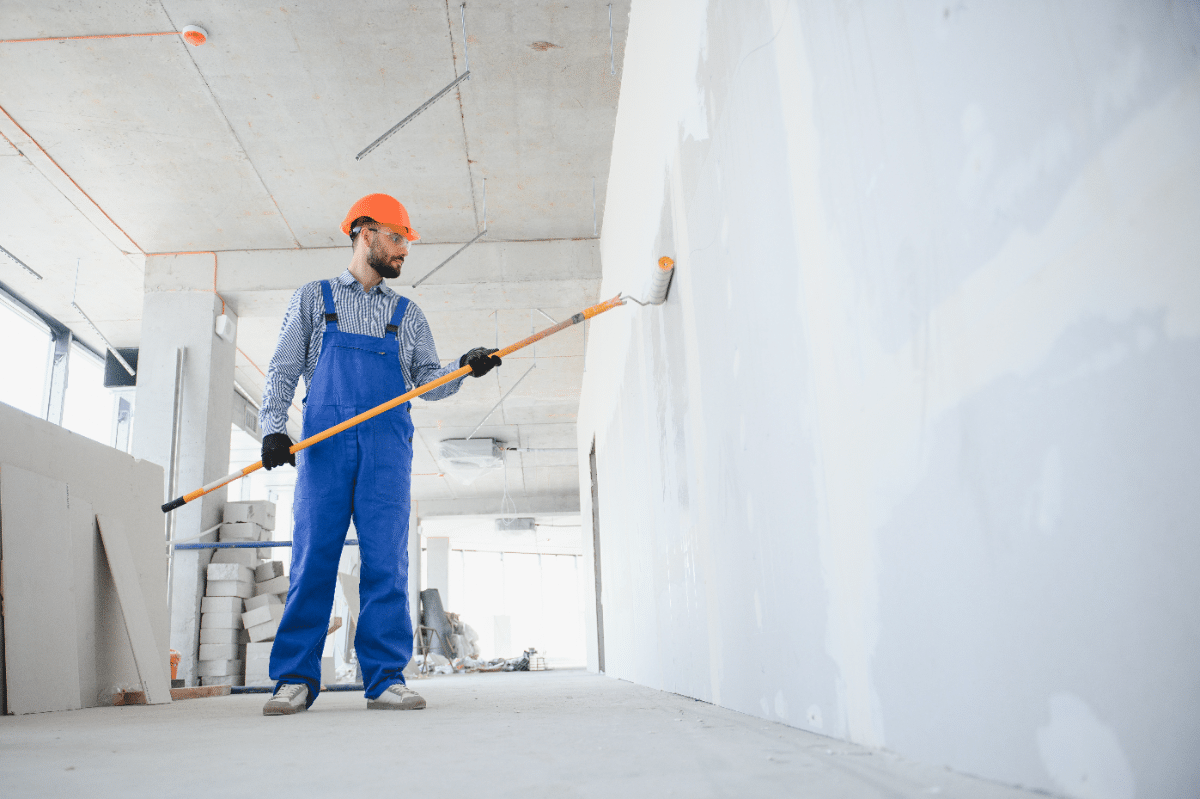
<box><xmin>0</xmin><ymin>1</ymin><xmax>629</xmax><ymax>512</ymax></box>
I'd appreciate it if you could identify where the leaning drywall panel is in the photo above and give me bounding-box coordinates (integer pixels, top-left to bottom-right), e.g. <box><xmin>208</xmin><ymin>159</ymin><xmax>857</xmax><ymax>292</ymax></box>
<box><xmin>96</xmin><ymin>514</ymin><xmax>172</xmax><ymax>704</ymax></box>
<box><xmin>0</xmin><ymin>465</ymin><xmax>82</xmax><ymax>714</ymax></box>
<box><xmin>0</xmin><ymin>401</ymin><xmax>167</xmax><ymax>707</ymax></box>
<box><xmin>69</xmin><ymin>498</ymin><xmax>100</xmax><ymax>710</ymax></box>
<box><xmin>581</xmin><ymin>0</ymin><xmax>1200</xmax><ymax>797</ymax></box>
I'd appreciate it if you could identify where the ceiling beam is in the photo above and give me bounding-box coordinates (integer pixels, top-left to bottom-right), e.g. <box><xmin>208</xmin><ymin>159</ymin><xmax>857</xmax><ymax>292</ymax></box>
<box><xmin>144</xmin><ymin>239</ymin><xmax>600</xmax><ymax>315</ymax></box>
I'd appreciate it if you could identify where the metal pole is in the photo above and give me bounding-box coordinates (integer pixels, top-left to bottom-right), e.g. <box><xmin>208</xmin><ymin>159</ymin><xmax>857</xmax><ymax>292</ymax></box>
<box><xmin>608</xmin><ymin>4</ymin><xmax>616</xmax><ymax>75</ymax></box>
<box><xmin>163</xmin><ymin>295</ymin><xmax>627</xmax><ymax>512</ymax></box>
<box><xmin>460</xmin><ymin>4</ymin><xmax>471</xmax><ymax>76</ymax></box>
<box><xmin>72</xmin><ymin>301</ymin><xmax>135</xmax><ymax>375</ymax></box>
<box><xmin>165</xmin><ymin>348</ymin><xmax>185</xmax><ymax>623</ymax></box>
<box><xmin>356</xmin><ymin>71</ymin><xmax>471</xmax><ymax>160</ymax></box>
<box><xmin>410</xmin><ymin>229</ymin><xmax>486</xmax><ymax>288</ymax></box>
<box><xmin>0</xmin><ymin>244</ymin><xmax>42</xmax><ymax>280</ymax></box>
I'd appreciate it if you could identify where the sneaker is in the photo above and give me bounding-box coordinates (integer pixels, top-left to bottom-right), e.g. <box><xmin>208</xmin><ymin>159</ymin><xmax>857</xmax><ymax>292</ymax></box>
<box><xmin>367</xmin><ymin>683</ymin><xmax>426</xmax><ymax>710</ymax></box>
<box><xmin>263</xmin><ymin>683</ymin><xmax>309</xmax><ymax>716</ymax></box>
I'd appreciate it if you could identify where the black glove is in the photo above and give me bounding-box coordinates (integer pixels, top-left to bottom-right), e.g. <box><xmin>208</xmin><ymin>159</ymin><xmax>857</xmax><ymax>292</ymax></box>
<box><xmin>460</xmin><ymin>347</ymin><xmax>502</xmax><ymax>378</ymax></box>
<box><xmin>262</xmin><ymin>433</ymin><xmax>295</xmax><ymax>470</ymax></box>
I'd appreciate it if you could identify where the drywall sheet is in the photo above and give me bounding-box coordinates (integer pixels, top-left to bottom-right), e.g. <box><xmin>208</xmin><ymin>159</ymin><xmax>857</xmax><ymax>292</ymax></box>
<box><xmin>0</xmin><ymin>465</ymin><xmax>81</xmax><ymax>714</ymax></box>
<box><xmin>69</xmin><ymin>498</ymin><xmax>99</xmax><ymax>710</ymax></box>
<box><xmin>0</xmin><ymin>401</ymin><xmax>167</xmax><ymax>707</ymax></box>
<box><xmin>96</xmin><ymin>514</ymin><xmax>171</xmax><ymax>704</ymax></box>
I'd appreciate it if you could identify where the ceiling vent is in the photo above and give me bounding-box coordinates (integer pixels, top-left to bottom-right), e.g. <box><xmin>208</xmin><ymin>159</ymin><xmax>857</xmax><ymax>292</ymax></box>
<box><xmin>437</xmin><ymin>439</ymin><xmax>503</xmax><ymax>484</ymax></box>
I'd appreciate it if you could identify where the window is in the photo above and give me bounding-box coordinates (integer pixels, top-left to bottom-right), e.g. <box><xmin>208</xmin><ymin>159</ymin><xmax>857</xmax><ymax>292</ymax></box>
<box><xmin>62</xmin><ymin>343</ymin><xmax>111</xmax><ymax>444</ymax></box>
<box><xmin>0</xmin><ymin>294</ymin><xmax>51</xmax><ymax>417</ymax></box>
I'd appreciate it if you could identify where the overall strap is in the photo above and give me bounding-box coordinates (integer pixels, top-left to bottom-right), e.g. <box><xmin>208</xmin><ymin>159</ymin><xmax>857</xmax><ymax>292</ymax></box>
<box><xmin>319</xmin><ymin>280</ymin><xmax>339</xmax><ymax>331</ymax></box>
<box><xmin>386</xmin><ymin>296</ymin><xmax>410</xmax><ymax>340</ymax></box>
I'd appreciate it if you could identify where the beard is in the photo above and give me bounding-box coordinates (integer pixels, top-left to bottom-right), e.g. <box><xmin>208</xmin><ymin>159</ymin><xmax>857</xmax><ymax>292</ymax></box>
<box><xmin>368</xmin><ymin>242</ymin><xmax>402</xmax><ymax>279</ymax></box>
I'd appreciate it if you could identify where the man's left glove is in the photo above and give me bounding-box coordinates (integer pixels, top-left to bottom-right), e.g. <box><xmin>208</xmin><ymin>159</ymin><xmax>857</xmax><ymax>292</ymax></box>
<box><xmin>262</xmin><ymin>433</ymin><xmax>296</xmax><ymax>470</ymax></box>
<box><xmin>460</xmin><ymin>347</ymin><xmax>502</xmax><ymax>378</ymax></box>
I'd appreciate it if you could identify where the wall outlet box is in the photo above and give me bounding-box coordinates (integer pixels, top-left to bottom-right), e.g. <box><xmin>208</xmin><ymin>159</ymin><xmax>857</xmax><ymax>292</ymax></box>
<box><xmin>215</xmin><ymin>313</ymin><xmax>237</xmax><ymax>343</ymax></box>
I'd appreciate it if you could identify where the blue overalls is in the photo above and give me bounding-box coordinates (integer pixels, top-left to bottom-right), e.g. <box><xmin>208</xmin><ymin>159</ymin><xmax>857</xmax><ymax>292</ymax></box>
<box><xmin>270</xmin><ymin>280</ymin><xmax>415</xmax><ymax>704</ymax></box>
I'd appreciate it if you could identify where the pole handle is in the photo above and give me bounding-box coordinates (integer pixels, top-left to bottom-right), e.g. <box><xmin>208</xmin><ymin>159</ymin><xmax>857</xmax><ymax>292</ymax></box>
<box><xmin>163</xmin><ymin>294</ymin><xmax>625</xmax><ymax>513</ymax></box>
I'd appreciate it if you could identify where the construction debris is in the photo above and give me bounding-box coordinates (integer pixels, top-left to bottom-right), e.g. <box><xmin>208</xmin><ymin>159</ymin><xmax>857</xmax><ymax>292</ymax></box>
<box><xmin>197</xmin><ymin>501</ymin><xmax>288</xmax><ymax>687</ymax></box>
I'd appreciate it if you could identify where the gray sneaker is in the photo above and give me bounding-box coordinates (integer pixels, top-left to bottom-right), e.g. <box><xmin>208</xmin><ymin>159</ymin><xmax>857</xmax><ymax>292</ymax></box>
<box><xmin>367</xmin><ymin>683</ymin><xmax>426</xmax><ymax>710</ymax></box>
<box><xmin>263</xmin><ymin>683</ymin><xmax>309</xmax><ymax>716</ymax></box>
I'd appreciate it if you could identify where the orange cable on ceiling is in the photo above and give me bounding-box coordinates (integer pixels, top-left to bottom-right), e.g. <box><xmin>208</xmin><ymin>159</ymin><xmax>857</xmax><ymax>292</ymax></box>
<box><xmin>0</xmin><ymin>102</ymin><xmax>144</xmax><ymax>253</ymax></box>
<box><xmin>0</xmin><ymin>31</ymin><xmax>180</xmax><ymax>44</ymax></box>
<box><xmin>3</xmin><ymin>38</ymin><xmax>298</xmax><ymax>421</ymax></box>
<box><xmin>151</xmin><ymin>250</ymin><xmax>225</xmax><ymax>312</ymax></box>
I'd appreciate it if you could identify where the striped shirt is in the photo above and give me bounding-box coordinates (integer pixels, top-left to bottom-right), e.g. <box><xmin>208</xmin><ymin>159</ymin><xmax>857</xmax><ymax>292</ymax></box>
<box><xmin>259</xmin><ymin>269</ymin><xmax>464</xmax><ymax>436</ymax></box>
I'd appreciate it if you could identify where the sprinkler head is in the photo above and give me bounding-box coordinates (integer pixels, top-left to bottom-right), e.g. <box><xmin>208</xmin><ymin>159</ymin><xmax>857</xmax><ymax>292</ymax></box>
<box><xmin>181</xmin><ymin>25</ymin><xmax>208</xmax><ymax>46</ymax></box>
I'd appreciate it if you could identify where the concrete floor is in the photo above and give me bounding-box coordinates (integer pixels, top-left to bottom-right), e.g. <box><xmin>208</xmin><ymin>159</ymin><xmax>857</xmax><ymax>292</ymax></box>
<box><xmin>1</xmin><ymin>669</ymin><xmax>1049</xmax><ymax>798</ymax></box>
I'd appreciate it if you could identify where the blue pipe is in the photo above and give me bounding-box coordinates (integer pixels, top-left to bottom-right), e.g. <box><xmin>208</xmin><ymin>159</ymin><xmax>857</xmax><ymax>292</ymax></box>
<box><xmin>174</xmin><ymin>539</ymin><xmax>359</xmax><ymax>550</ymax></box>
<box><xmin>230</xmin><ymin>683</ymin><xmax>365</xmax><ymax>694</ymax></box>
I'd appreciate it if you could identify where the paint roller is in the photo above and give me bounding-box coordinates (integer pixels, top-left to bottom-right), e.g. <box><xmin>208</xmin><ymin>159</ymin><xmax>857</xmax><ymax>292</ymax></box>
<box><xmin>623</xmin><ymin>256</ymin><xmax>675</xmax><ymax>306</ymax></box>
<box><xmin>162</xmin><ymin>256</ymin><xmax>677</xmax><ymax>514</ymax></box>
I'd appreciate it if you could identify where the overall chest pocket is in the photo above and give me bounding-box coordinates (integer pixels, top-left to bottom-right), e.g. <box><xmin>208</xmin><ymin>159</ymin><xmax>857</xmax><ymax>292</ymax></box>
<box><xmin>331</xmin><ymin>341</ymin><xmax>391</xmax><ymax>357</ymax></box>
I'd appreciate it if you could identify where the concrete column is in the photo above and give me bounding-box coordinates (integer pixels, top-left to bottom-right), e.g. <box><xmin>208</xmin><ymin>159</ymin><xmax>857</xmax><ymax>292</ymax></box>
<box><xmin>132</xmin><ymin>253</ymin><xmax>237</xmax><ymax>685</ymax></box>
<box><xmin>426</xmin><ymin>536</ymin><xmax>450</xmax><ymax>611</ymax></box>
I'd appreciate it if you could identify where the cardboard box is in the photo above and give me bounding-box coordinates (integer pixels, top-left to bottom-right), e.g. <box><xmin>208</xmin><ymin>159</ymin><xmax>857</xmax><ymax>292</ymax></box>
<box><xmin>322</xmin><ymin>656</ymin><xmax>335</xmax><ymax>686</ymax></box>
<box><xmin>254</xmin><ymin>561</ymin><xmax>285</xmax><ymax>582</ymax></box>
<box><xmin>254</xmin><ymin>575</ymin><xmax>289</xmax><ymax>597</ymax></box>
<box><xmin>248</xmin><ymin>617</ymin><xmax>282</xmax><ymax>644</ymax></box>
<box><xmin>245</xmin><ymin>593</ymin><xmax>283</xmax><ymax>612</ymax></box>
<box><xmin>200</xmin><ymin>626</ymin><xmax>249</xmax><ymax>645</ymax></box>
<box><xmin>218</xmin><ymin>522</ymin><xmax>266</xmax><ymax>541</ymax></box>
<box><xmin>242</xmin><ymin>602</ymin><xmax>285</xmax><ymax>630</ymax></box>
<box><xmin>244</xmin><ymin>642</ymin><xmax>274</xmax><ymax>686</ymax></box>
<box><xmin>200</xmin><ymin>675</ymin><xmax>245</xmax><ymax>687</ymax></box>
<box><xmin>205</xmin><ymin>580</ymin><xmax>254</xmax><ymax>599</ymax></box>
<box><xmin>224</xmin><ymin>500</ymin><xmax>276</xmax><ymax>531</ymax></box>
<box><xmin>197</xmin><ymin>659</ymin><xmax>243</xmax><ymax>678</ymax></box>
<box><xmin>211</xmin><ymin>547</ymin><xmax>261</xmax><ymax>568</ymax></box>
<box><xmin>200</xmin><ymin>609</ymin><xmax>243</xmax><ymax>629</ymax></box>
<box><xmin>207</xmin><ymin>562</ymin><xmax>254</xmax><ymax>583</ymax></box>
<box><xmin>200</xmin><ymin>595</ymin><xmax>244</xmax><ymax>614</ymax></box>
<box><xmin>198</xmin><ymin>643</ymin><xmax>244</xmax><ymax>661</ymax></box>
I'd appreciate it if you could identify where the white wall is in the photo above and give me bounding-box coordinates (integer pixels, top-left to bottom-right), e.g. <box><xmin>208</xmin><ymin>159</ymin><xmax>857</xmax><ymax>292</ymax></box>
<box><xmin>578</xmin><ymin>1</ymin><xmax>1200</xmax><ymax>796</ymax></box>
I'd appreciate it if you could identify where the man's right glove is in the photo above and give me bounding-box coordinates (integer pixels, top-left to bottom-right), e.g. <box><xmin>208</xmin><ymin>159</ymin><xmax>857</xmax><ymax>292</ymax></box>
<box><xmin>261</xmin><ymin>433</ymin><xmax>296</xmax><ymax>470</ymax></box>
<box><xmin>460</xmin><ymin>347</ymin><xmax>502</xmax><ymax>378</ymax></box>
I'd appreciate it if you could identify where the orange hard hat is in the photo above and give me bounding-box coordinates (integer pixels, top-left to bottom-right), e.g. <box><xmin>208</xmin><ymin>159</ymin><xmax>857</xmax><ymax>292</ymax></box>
<box><xmin>341</xmin><ymin>194</ymin><xmax>420</xmax><ymax>242</ymax></box>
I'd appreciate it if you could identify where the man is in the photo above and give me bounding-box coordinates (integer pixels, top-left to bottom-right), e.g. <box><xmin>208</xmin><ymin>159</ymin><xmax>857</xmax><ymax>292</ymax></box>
<box><xmin>256</xmin><ymin>193</ymin><xmax>500</xmax><ymax>716</ymax></box>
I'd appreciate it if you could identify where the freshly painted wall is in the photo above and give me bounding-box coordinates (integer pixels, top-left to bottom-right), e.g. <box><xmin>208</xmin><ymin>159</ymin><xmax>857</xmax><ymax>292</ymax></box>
<box><xmin>578</xmin><ymin>1</ymin><xmax>1200</xmax><ymax>796</ymax></box>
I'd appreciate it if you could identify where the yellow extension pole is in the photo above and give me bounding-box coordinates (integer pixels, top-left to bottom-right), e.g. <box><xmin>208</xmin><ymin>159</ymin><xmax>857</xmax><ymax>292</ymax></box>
<box><xmin>162</xmin><ymin>294</ymin><xmax>626</xmax><ymax>513</ymax></box>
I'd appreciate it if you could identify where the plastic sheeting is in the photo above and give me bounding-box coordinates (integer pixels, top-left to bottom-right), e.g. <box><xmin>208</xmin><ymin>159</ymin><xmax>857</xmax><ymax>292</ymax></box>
<box><xmin>436</xmin><ymin>438</ymin><xmax>503</xmax><ymax>484</ymax></box>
